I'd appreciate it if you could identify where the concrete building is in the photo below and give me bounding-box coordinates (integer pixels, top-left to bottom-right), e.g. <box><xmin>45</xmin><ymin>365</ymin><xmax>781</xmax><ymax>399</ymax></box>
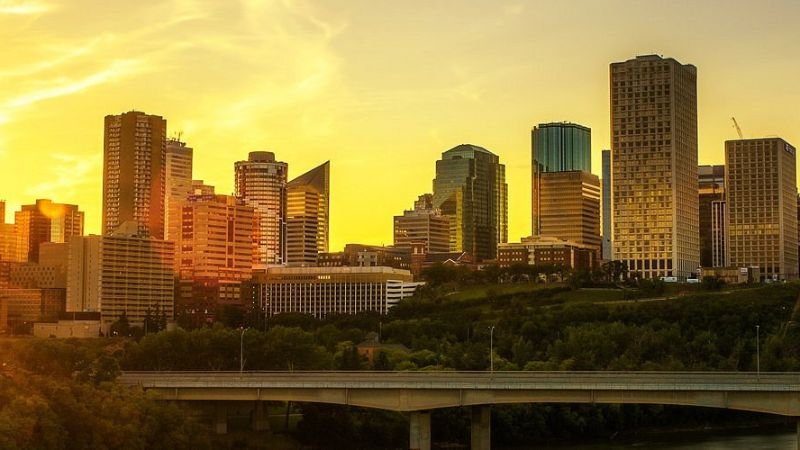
<box><xmin>0</xmin><ymin>288</ymin><xmax>65</xmax><ymax>334</ymax></box>
<box><xmin>432</xmin><ymin>144</ymin><xmax>507</xmax><ymax>261</ymax></box>
<box><xmin>173</xmin><ymin>193</ymin><xmax>256</xmax><ymax>327</ymax></box>
<box><xmin>164</xmin><ymin>138</ymin><xmax>193</xmax><ymax>241</ymax></box>
<box><xmin>497</xmin><ymin>236</ymin><xmax>596</xmax><ymax>270</ymax></box>
<box><xmin>192</xmin><ymin>180</ymin><xmax>216</xmax><ymax>196</ymax></box>
<box><xmin>102</xmin><ymin>111</ymin><xmax>167</xmax><ymax>239</ymax></box>
<box><xmin>611</xmin><ymin>55</ymin><xmax>699</xmax><ymax>279</ymax></box>
<box><xmin>699</xmin><ymin>165</ymin><xmax>725</xmax><ymax>267</ymax></box>
<box><xmin>286</xmin><ymin>161</ymin><xmax>330</xmax><ymax>266</ymax></box>
<box><xmin>711</xmin><ymin>200</ymin><xmax>727</xmax><ymax>267</ymax></box>
<box><xmin>235</xmin><ymin>151</ymin><xmax>288</xmax><ymax>267</ymax></box>
<box><xmin>66</xmin><ymin>223</ymin><xmax>175</xmax><ymax>326</ymax></box>
<box><xmin>531</xmin><ymin>122</ymin><xmax>592</xmax><ymax>236</ymax></box>
<box><xmin>602</xmin><ymin>150</ymin><xmax>612</xmax><ymax>261</ymax></box>
<box><xmin>14</xmin><ymin>199</ymin><xmax>83</xmax><ymax>263</ymax></box>
<box><xmin>725</xmin><ymin>138</ymin><xmax>798</xmax><ymax>281</ymax></box>
<box><xmin>537</xmin><ymin>171</ymin><xmax>601</xmax><ymax>253</ymax></box>
<box><xmin>0</xmin><ymin>202</ymin><xmax>17</xmax><ymax>261</ymax></box>
<box><xmin>319</xmin><ymin>244</ymin><xmax>412</xmax><ymax>272</ymax></box>
<box><xmin>393</xmin><ymin>194</ymin><xmax>450</xmax><ymax>254</ymax></box>
<box><xmin>251</xmin><ymin>266</ymin><xmax>422</xmax><ymax>318</ymax></box>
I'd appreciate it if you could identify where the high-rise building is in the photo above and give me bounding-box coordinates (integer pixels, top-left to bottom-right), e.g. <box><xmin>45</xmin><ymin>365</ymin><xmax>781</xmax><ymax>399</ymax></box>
<box><xmin>173</xmin><ymin>193</ymin><xmax>256</xmax><ymax>327</ymax></box>
<box><xmin>698</xmin><ymin>165</ymin><xmax>725</xmax><ymax>267</ymax></box>
<box><xmin>601</xmin><ymin>150</ymin><xmax>612</xmax><ymax>260</ymax></box>
<box><xmin>537</xmin><ymin>171</ymin><xmax>601</xmax><ymax>253</ymax></box>
<box><xmin>285</xmin><ymin>161</ymin><xmax>330</xmax><ymax>266</ymax></box>
<box><xmin>432</xmin><ymin>144</ymin><xmax>507</xmax><ymax>261</ymax></box>
<box><xmin>164</xmin><ymin>138</ymin><xmax>193</xmax><ymax>241</ymax></box>
<box><xmin>394</xmin><ymin>194</ymin><xmax>450</xmax><ymax>254</ymax></box>
<box><xmin>15</xmin><ymin>199</ymin><xmax>83</xmax><ymax>263</ymax></box>
<box><xmin>0</xmin><ymin>201</ymin><xmax>16</xmax><ymax>262</ymax></box>
<box><xmin>102</xmin><ymin>111</ymin><xmax>167</xmax><ymax>239</ymax></box>
<box><xmin>711</xmin><ymin>199</ymin><xmax>727</xmax><ymax>267</ymax></box>
<box><xmin>611</xmin><ymin>55</ymin><xmax>699</xmax><ymax>279</ymax></box>
<box><xmin>234</xmin><ymin>151</ymin><xmax>288</xmax><ymax>267</ymax></box>
<box><xmin>67</xmin><ymin>222</ymin><xmax>175</xmax><ymax>326</ymax></box>
<box><xmin>725</xmin><ymin>138</ymin><xmax>798</xmax><ymax>281</ymax></box>
<box><xmin>191</xmin><ymin>180</ymin><xmax>215</xmax><ymax>196</ymax></box>
<box><xmin>531</xmin><ymin>122</ymin><xmax>591</xmax><ymax>236</ymax></box>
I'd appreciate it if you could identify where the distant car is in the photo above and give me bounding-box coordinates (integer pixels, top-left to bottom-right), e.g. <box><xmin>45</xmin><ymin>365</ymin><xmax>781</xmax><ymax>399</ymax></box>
<box><xmin>686</xmin><ymin>278</ymin><xmax>700</xmax><ymax>283</ymax></box>
<box><xmin>660</xmin><ymin>276</ymin><xmax>678</xmax><ymax>283</ymax></box>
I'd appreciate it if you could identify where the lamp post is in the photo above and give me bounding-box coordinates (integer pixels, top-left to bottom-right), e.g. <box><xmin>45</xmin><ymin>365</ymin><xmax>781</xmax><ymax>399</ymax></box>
<box><xmin>488</xmin><ymin>326</ymin><xmax>495</xmax><ymax>373</ymax></box>
<box><xmin>240</xmin><ymin>327</ymin><xmax>247</xmax><ymax>373</ymax></box>
<box><xmin>756</xmin><ymin>324</ymin><xmax>760</xmax><ymax>381</ymax></box>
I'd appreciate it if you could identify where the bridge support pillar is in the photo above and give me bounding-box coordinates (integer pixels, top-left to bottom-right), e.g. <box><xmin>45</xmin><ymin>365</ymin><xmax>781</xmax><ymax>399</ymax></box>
<box><xmin>409</xmin><ymin>410</ymin><xmax>431</xmax><ymax>450</ymax></box>
<box><xmin>252</xmin><ymin>401</ymin><xmax>270</xmax><ymax>432</ymax></box>
<box><xmin>471</xmin><ymin>406</ymin><xmax>491</xmax><ymax>450</ymax></box>
<box><xmin>213</xmin><ymin>405</ymin><xmax>228</xmax><ymax>435</ymax></box>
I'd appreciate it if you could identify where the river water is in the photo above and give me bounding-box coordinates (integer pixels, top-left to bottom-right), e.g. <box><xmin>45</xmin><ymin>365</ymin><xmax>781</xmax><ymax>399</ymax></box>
<box><xmin>545</xmin><ymin>429</ymin><xmax>794</xmax><ymax>449</ymax></box>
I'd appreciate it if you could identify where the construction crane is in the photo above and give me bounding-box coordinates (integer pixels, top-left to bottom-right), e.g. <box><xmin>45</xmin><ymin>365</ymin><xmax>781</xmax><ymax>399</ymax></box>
<box><xmin>731</xmin><ymin>117</ymin><xmax>744</xmax><ymax>139</ymax></box>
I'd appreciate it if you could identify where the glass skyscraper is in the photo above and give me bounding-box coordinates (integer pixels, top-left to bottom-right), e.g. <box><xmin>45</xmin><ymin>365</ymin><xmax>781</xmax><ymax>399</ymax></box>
<box><xmin>531</xmin><ymin>122</ymin><xmax>591</xmax><ymax>235</ymax></box>
<box><xmin>602</xmin><ymin>149</ymin><xmax>612</xmax><ymax>260</ymax></box>
<box><xmin>432</xmin><ymin>144</ymin><xmax>507</xmax><ymax>261</ymax></box>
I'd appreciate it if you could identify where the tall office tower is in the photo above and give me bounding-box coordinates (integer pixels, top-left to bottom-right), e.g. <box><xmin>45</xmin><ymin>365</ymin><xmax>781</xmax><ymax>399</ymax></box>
<box><xmin>432</xmin><ymin>144</ymin><xmax>507</xmax><ymax>261</ymax></box>
<box><xmin>538</xmin><ymin>171</ymin><xmax>601</xmax><ymax>251</ymax></box>
<box><xmin>285</xmin><ymin>161</ymin><xmax>330</xmax><ymax>266</ymax></box>
<box><xmin>611</xmin><ymin>55</ymin><xmax>699</xmax><ymax>279</ymax></box>
<box><xmin>531</xmin><ymin>122</ymin><xmax>591</xmax><ymax>235</ymax></box>
<box><xmin>174</xmin><ymin>194</ymin><xmax>256</xmax><ymax>327</ymax></box>
<box><xmin>67</xmin><ymin>223</ymin><xmax>175</xmax><ymax>325</ymax></box>
<box><xmin>698</xmin><ymin>165</ymin><xmax>725</xmax><ymax>267</ymax></box>
<box><xmin>394</xmin><ymin>194</ymin><xmax>450</xmax><ymax>254</ymax></box>
<box><xmin>15</xmin><ymin>199</ymin><xmax>84</xmax><ymax>263</ymax></box>
<box><xmin>725</xmin><ymin>138</ymin><xmax>798</xmax><ymax>281</ymax></box>
<box><xmin>711</xmin><ymin>199</ymin><xmax>727</xmax><ymax>267</ymax></box>
<box><xmin>164</xmin><ymin>138</ymin><xmax>193</xmax><ymax>241</ymax></box>
<box><xmin>601</xmin><ymin>150</ymin><xmax>613</xmax><ymax>260</ymax></box>
<box><xmin>235</xmin><ymin>151</ymin><xmax>288</xmax><ymax>267</ymax></box>
<box><xmin>102</xmin><ymin>111</ymin><xmax>167</xmax><ymax>239</ymax></box>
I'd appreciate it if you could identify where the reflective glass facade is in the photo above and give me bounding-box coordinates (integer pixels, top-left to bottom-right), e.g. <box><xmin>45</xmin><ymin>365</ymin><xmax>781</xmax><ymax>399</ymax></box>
<box><xmin>432</xmin><ymin>144</ymin><xmax>507</xmax><ymax>261</ymax></box>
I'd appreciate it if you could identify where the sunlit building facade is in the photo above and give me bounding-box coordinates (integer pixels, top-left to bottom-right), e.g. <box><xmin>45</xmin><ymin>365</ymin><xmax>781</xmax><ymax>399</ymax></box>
<box><xmin>66</xmin><ymin>223</ymin><xmax>175</xmax><ymax>326</ymax></box>
<box><xmin>0</xmin><ymin>201</ymin><xmax>18</xmax><ymax>262</ymax></box>
<box><xmin>173</xmin><ymin>193</ymin><xmax>256</xmax><ymax>327</ymax></box>
<box><xmin>235</xmin><ymin>151</ymin><xmax>288</xmax><ymax>267</ymax></box>
<box><xmin>252</xmin><ymin>266</ymin><xmax>421</xmax><ymax>318</ymax></box>
<box><xmin>611</xmin><ymin>55</ymin><xmax>699</xmax><ymax>279</ymax></box>
<box><xmin>537</xmin><ymin>171</ymin><xmax>601</xmax><ymax>253</ymax></box>
<box><xmin>164</xmin><ymin>138</ymin><xmax>193</xmax><ymax>241</ymax></box>
<box><xmin>531</xmin><ymin>122</ymin><xmax>591</xmax><ymax>236</ymax></box>
<box><xmin>286</xmin><ymin>161</ymin><xmax>330</xmax><ymax>266</ymax></box>
<box><xmin>102</xmin><ymin>111</ymin><xmax>167</xmax><ymax>239</ymax></box>
<box><xmin>432</xmin><ymin>144</ymin><xmax>507</xmax><ymax>261</ymax></box>
<box><xmin>393</xmin><ymin>194</ymin><xmax>450</xmax><ymax>254</ymax></box>
<box><xmin>725</xmin><ymin>138</ymin><xmax>798</xmax><ymax>281</ymax></box>
<box><xmin>15</xmin><ymin>199</ymin><xmax>83</xmax><ymax>263</ymax></box>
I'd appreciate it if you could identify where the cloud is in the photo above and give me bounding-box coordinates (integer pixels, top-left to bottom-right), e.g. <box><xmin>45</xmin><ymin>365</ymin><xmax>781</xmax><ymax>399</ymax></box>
<box><xmin>0</xmin><ymin>0</ymin><xmax>51</xmax><ymax>15</ymax></box>
<box><xmin>25</xmin><ymin>152</ymin><xmax>100</xmax><ymax>198</ymax></box>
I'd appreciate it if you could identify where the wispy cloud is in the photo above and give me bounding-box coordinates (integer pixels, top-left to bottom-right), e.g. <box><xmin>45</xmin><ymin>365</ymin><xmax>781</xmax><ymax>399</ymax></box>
<box><xmin>0</xmin><ymin>0</ymin><xmax>51</xmax><ymax>15</ymax></box>
<box><xmin>25</xmin><ymin>152</ymin><xmax>100</xmax><ymax>198</ymax></box>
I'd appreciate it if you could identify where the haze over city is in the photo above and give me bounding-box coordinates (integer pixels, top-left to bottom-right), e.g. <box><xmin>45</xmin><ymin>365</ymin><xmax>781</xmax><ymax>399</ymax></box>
<box><xmin>2</xmin><ymin>0</ymin><xmax>800</xmax><ymax>249</ymax></box>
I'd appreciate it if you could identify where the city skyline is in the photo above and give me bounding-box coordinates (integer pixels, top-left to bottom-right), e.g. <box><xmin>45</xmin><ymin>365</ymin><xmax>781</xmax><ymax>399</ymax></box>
<box><xmin>2</xmin><ymin>1</ymin><xmax>800</xmax><ymax>249</ymax></box>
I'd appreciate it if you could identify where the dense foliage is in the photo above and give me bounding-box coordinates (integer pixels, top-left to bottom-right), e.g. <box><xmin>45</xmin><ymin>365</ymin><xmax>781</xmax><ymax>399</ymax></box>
<box><xmin>3</xmin><ymin>273</ymin><xmax>800</xmax><ymax>448</ymax></box>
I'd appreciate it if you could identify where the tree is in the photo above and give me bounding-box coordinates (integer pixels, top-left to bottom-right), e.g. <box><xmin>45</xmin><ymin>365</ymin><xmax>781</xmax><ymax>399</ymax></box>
<box><xmin>110</xmin><ymin>312</ymin><xmax>131</xmax><ymax>337</ymax></box>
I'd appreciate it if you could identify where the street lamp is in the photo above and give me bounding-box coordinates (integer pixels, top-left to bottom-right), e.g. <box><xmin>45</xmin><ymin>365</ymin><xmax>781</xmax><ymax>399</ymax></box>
<box><xmin>756</xmin><ymin>325</ymin><xmax>760</xmax><ymax>381</ymax></box>
<box><xmin>240</xmin><ymin>327</ymin><xmax>247</xmax><ymax>373</ymax></box>
<box><xmin>488</xmin><ymin>326</ymin><xmax>495</xmax><ymax>373</ymax></box>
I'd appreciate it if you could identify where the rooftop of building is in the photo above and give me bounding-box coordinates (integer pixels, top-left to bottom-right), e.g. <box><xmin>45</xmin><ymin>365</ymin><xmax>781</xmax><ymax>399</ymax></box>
<box><xmin>265</xmin><ymin>265</ymin><xmax>413</xmax><ymax>276</ymax></box>
<box><xmin>442</xmin><ymin>144</ymin><xmax>497</xmax><ymax>159</ymax></box>
<box><xmin>287</xmin><ymin>160</ymin><xmax>329</xmax><ymax>192</ymax></box>
<box><xmin>533</xmin><ymin>122</ymin><xmax>591</xmax><ymax>131</ymax></box>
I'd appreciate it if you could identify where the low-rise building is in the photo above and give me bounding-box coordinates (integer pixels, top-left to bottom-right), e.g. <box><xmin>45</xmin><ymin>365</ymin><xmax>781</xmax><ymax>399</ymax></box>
<box><xmin>498</xmin><ymin>236</ymin><xmax>596</xmax><ymax>270</ymax></box>
<box><xmin>251</xmin><ymin>266</ymin><xmax>422</xmax><ymax>318</ymax></box>
<box><xmin>0</xmin><ymin>288</ymin><xmax>65</xmax><ymax>334</ymax></box>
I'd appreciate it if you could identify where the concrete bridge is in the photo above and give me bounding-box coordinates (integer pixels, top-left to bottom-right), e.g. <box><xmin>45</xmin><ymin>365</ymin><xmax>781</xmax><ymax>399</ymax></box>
<box><xmin>119</xmin><ymin>371</ymin><xmax>800</xmax><ymax>449</ymax></box>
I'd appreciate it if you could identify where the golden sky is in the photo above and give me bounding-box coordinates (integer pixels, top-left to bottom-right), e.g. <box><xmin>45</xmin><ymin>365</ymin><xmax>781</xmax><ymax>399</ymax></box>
<box><xmin>1</xmin><ymin>0</ymin><xmax>799</xmax><ymax>248</ymax></box>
